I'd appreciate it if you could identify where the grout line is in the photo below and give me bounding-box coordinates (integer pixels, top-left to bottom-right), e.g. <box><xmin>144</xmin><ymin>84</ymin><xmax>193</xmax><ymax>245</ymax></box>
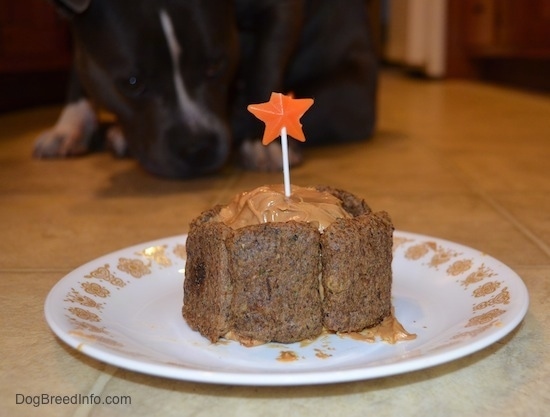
<box><xmin>448</xmin><ymin>153</ymin><xmax>550</xmax><ymax>259</ymax></box>
<box><xmin>72</xmin><ymin>364</ymin><xmax>118</xmax><ymax>417</ymax></box>
<box><xmin>479</xmin><ymin>192</ymin><xmax>550</xmax><ymax>259</ymax></box>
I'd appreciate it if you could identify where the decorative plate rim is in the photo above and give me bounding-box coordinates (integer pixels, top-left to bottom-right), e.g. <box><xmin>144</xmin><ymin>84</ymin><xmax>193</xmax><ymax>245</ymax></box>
<box><xmin>44</xmin><ymin>231</ymin><xmax>529</xmax><ymax>386</ymax></box>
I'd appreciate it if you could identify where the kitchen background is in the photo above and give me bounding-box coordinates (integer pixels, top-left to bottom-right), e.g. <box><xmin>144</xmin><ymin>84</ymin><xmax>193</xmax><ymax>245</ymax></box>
<box><xmin>1</xmin><ymin>0</ymin><xmax>549</xmax><ymax>114</ymax></box>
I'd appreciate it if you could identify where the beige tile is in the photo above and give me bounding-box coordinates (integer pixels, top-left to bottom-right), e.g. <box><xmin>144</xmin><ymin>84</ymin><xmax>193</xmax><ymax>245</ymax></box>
<box><xmin>296</xmin><ymin>143</ymin><xmax>470</xmax><ymax>196</ymax></box>
<box><xmin>1</xmin><ymin>70</ymin><xmax>549</xmax><ymax>417</ymax></box>
<box><xmin>0</xmin><ymin>148</ymin><xmax>232</xmax><ymax>201</ymax></box>
<box><xmin>0</xmin><ymin>128</ymin><xmax>242</xmax><ymax>269</ymax></box>
<box><xmin>449</xmin><ymin>150</ymin><xmax>550</xmax><ymax>193</ymax></box>
<box><xmin>491</xmin><ymin>192</ymin><xmax>550</xmax><ymax>255</ymax></box>
<box><xmin>0</xmin><ymin>191</ymin><xmax>217</xmax><ymax>270</ymax></box>
<box><xmin>0</xmin><ymin>106</ymin><xmax>63</xmax><ymax>149</ymax></box>
<box><xmin>372</xmin><ymin>193</ymin><xmax>549</xmax><ymax>267</ymax></box>
<box><xmin>379</xmin><ymin>72</ymin><xmax>550</xmax><ymax>152</ymax></box>
<box><xmin>0</xmin><ymin>271</ymin><xmax>108</xmax><ymax>416</ymax></box>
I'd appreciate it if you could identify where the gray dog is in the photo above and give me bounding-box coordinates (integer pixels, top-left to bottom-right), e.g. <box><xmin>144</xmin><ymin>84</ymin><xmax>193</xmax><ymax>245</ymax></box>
<box><xmin>34</xmin><ymin>0</ymin><xmax>377</xmax><ymax>178</ymax></box>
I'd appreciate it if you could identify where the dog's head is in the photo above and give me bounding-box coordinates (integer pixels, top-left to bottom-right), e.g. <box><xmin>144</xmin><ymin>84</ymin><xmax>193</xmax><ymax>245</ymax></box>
<box><xmin>56</xmin><ymin>0</ymin><xmax>239</xmax><ymax>178</ymax></box>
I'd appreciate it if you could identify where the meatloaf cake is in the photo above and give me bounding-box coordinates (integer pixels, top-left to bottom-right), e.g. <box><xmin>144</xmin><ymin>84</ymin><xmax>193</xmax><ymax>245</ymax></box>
<box><xmin>182</xmin><ymin>185</ymin><xmax>394</xmax><ymax>346</ymax></box>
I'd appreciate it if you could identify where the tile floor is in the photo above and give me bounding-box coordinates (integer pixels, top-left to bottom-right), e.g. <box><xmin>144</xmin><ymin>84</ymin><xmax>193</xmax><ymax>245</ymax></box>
<box><xmin>1</xmin><ymin>70</ymin><xmax>549</xmax><ymax>416</ymax></box>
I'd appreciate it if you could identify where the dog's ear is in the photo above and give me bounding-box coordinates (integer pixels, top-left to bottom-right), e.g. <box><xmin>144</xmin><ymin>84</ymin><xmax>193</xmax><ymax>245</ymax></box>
<box><xmin>52</xmin><ymin>0</ymin><xmax>92</xmax><ymax>14</ymax></box>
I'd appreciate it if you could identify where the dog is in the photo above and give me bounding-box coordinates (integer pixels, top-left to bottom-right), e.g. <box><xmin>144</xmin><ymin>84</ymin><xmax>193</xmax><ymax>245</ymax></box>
<box><xmin>34</xmin><ymin>0</ymin><xmax>378</xmax><ymax>178</ymax></box>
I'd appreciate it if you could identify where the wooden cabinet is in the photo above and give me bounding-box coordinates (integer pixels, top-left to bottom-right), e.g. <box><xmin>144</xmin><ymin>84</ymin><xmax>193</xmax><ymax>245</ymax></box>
<box><xmin>464</xmin><ymin>0</ymin><xmax>550</xmax><ymax>57</ymax></box>
<box><xmin>0</xmin><ymin>0</ymin><xmax>72</xmax><ymax>112</ymax></box>
<box><xmin>446</xmin><ymin>0</ymin><xmax>550</xmax><ymax>91</ymax></box>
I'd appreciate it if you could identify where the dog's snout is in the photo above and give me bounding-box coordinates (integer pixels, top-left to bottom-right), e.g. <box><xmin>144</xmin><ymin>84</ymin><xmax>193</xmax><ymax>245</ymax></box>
<box><xmin>169</xmin><ymin>128</ymin><xmax>222</xmax><ymax>168</ymax></box>
<box><xmin>138</xmin><ymin>125</ymin><xmax>230</xmax><ymax>178</ymax></box>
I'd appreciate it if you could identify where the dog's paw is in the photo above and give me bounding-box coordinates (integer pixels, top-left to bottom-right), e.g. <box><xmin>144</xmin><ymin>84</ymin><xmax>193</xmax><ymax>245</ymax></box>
<box><xmin>105</xmin><ymin>125</ymin><xmax>128</xmax><ymax>157</ymax></box>
<box><xmin>238</xmin><ymin>139</ymin><xmax>304</xmax><ymax>171</ymax></box>
<box><xmin>33</xmin><ymin>128</ymin><xmax>91</xmax><ymax>158</ymax></box>
<box><xmin>33</xmin><ymin>99</ymin><xmax>98</xmax><ymax>158</ymax></box>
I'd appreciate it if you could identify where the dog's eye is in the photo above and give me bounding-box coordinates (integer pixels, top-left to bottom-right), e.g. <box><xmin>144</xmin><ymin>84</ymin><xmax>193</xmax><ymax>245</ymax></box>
<box><xmin>205</xmin><ymin>58</ymin><xmax>227</xmax><ymax>79</ymax></box>
<box><xmin>116</xmin><ymin>75</ymin><xmax>146</xmax><ymax>98</ymax></box>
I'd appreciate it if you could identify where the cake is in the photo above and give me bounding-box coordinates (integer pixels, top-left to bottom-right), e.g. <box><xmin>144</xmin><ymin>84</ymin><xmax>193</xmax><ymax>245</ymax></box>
<box><xmin>182</xmin><ymin>184</ymin><xmax>394</xmax><ymax>346</ymax></box>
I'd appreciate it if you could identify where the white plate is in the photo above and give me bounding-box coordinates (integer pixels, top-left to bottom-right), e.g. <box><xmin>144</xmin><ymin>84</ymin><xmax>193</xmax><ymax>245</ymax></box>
<box><xmin>44</xmin><ymin>231</ymin><xmax>529</xmax><ymax>386</ymax></box>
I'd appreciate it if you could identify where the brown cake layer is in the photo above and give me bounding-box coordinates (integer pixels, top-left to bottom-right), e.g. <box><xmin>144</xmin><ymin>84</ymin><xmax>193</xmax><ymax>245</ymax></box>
<box><xmin>321</xmin><ymin>211</ymin><xmax>393</xmax><ymax>332</ymax></box>
<box><xmin>227</xmin><ymin>221</ymin><xmax>323</xmax><ymax>344</ymax></box>
<box><xmin>183</xmin><ymin>186</ymin><xmax>394</xmax><ymax>345</ymax></box>
<box><xmin>182</xmin><ymin>216</ymin><xmax>233</xmax><ymax>342</ymax></box>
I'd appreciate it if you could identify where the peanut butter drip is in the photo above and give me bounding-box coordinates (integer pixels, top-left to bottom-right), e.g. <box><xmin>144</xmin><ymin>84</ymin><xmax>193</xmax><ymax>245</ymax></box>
<box><xmin>217</xmin><ymin>184</ymin><xmax>352</xmax><ymax>231</ymax></box>
<box><xmin>223</xmin><ymin>313</ymin><xmax>416</xmax><ymax>348</ymax></box>
<box><xmin>343</xmin><ymin>313</ymin><xmax>417</xmax><ymax>344</ymax></box>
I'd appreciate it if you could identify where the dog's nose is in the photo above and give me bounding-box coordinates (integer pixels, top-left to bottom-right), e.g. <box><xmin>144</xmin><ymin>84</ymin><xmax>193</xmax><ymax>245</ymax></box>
<box><xmin>139</xmin><ymin>127</ymin><xmax>229</xmax><ymax>178</ymax></box>
<box><xmin>179</xmin><ymin>133</ymin><xmax>222</xmax><ymax>169</ymax></box>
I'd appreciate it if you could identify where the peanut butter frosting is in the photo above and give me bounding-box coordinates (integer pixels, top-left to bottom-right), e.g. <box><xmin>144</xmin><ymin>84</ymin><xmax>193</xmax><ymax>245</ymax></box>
<box><xmin>216</xmin><ymin>184</ymin><xmax>352</xmax><ymax>231</ymax></box>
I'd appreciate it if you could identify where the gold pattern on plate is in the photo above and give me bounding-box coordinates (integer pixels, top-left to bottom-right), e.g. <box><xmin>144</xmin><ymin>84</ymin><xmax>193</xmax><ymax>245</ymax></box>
<box><xmin>473</xmin><ymin>287</ymin><xmax>510</xmax><ymax>311</ymax></box>
<box><xmin>67</xmin><ymin>307</ymin><xmax>101</xmax><ymax>322</ymax></box>
<box><xmin>393</xmin><ymin>237</ymin><xmax>511</xmax><ymax>339</ymax></box>
<box><xmin>81</xmin><ymin>282</ymin><xmax>110</xmax><ymax>298</ymax></box>
<box><xmin>428</xmin><ymin>247</ymin><xmax>460</xmax><ymax>269</ymax></box>
<box><xmin>173</xmin><ymin>243</ymin><xmax>187</xmax><ymax>260</ymax></box>
<box><xmin>94</xmin><ymin>335</ymin><xmax>124</xmax><ymax>348</ymax></box>
<box><xmin>68</xmin><ymin>318</ymin><xmax>107</xmax><ymax>334</ymax></box>
<box><xmin>465</xmin><ymin>308</ymin><xmax>506</xmax><ymax>327</ymax></box>
<box><xmin>401</xmin><ymin>240</ymin><xmax>462</xmax><ymax>270</ymax></box>
<box><xmin>117</xmin><ymin>257</ymin><xmax>151</xmax><ymax>278</ymax></box>
<box><xmin>392</xmin><ymin>237</ymin><xmax>414</xmax><ymax>252</ymax></box>
<box><xmin>429</xmin><ymin>340</ymin><xmax>461</xmax><ymax>352</ymax></box>
<box><xmin>84</xmin><ymin>264</ymin><xmax>127</xmax><ymax>288</ymax></box>
<box><xmin>460</xmin><ymin>264</ymin><xmax>497</xmax><ymax>288</ymax></box>
<box><xmin>138</xmin><ymin>245</ymin><xmax>172</xmax><ymax>267</ymax></box>
<box><xmin>68</xmin><ymin>330</ymin><xmax>124</xmax><ymax>348</ymax></box>
<box><xmin>452</xmin><ymin>321</ymin><xmax>497</xmax><ymax>340</ymax></box>
<box><xmin>404</xmin><ymin>242</ymin><xmax>433</xmax><ymax>260</ymax></box>
<box><xmin>446</xmin><ymin>259</ymin><xmax>473</xmax><ymax>276</ymax></box>
<box><xmin>473</xmin><ymin>281</ymin><xmax>502</xmax><ymax>298</ymax></box>
<box><xmin>65</xmin><ymin>288</ymin><xmax>104</xmax><ymax>310</ymax></box>
<box><xmin>106</xmin><ymin>346</ymin><xmax>151</xmax><ymax>360</ymax></box>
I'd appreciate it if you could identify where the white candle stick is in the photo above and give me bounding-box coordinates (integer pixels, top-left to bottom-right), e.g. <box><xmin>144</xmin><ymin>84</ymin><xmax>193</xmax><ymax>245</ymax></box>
<box><xmin>280</xmin><ymin>126</ymin><xmax>291</xmax><ymax>198</ymax></box>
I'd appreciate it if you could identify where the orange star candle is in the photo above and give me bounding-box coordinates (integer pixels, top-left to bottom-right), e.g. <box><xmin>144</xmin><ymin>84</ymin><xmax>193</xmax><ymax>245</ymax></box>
<box><xmin>248</xmin><ymin>92</ymin><xmax>314</xmax><ymax>145</ymax></box>
<box><xmin>247</xmin><ymin>92</ymin><xmax>314</xmax><ymax>196</ymax></box>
